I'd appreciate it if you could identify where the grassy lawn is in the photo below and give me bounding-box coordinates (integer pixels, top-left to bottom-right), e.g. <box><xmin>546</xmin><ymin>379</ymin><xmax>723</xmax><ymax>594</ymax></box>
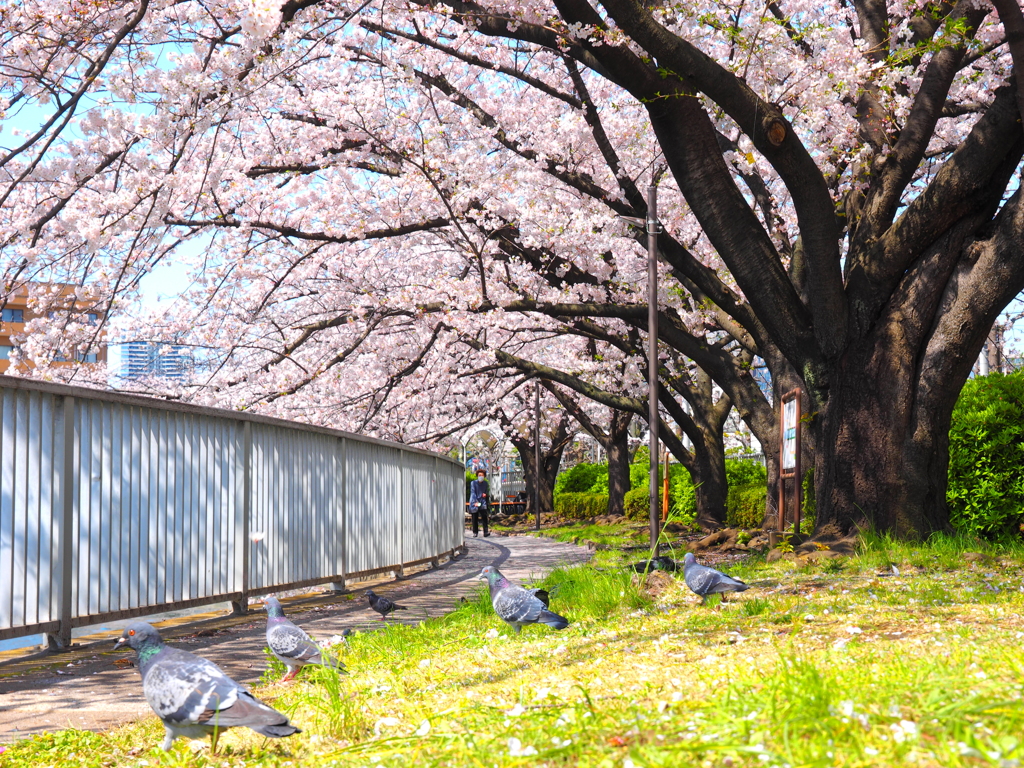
<box><xmin>6</xmin><ymin>533</ymin><xmax>1024</xmax><ymax>767</ymax></box>
<box><xmin>531</xmin><ymin>521</ymin><xmax>649</xmax><ymax>550</ymax></box>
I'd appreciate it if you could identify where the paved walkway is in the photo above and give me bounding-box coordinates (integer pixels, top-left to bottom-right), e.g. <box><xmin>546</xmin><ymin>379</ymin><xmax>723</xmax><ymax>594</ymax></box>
<box><xmin>0</xmin><ymin>533</ymin><xmax>590</xmax><ymax>744</ymax></box>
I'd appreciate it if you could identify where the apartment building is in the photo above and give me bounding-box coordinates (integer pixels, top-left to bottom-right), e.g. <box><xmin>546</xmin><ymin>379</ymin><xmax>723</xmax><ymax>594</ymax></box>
<box><xmin>0</xmin><ymin>284</ymin><xmax>106</xmax><ymax>373</ymax></box>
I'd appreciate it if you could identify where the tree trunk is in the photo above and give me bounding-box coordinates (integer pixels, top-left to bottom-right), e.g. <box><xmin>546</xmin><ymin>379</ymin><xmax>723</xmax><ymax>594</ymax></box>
<box><xmin>508</xmin><ymin>410</ymin><xmax>575</xmax><ymax>521</ymax></box>
<box><xmin>812</xmin><ymin>226</ymin><xmax>1020</xmax><ymax>535</ymax></box>
<box><xmin>606</xmin><ymin>433</ymin><xmax>631</xmax><ymax>517</ymax></box>
<box><xmin>519</xmin><ymin>446</ymin><xmax>563</xmax><ymax>518</ymax></box>
<box><xmin>691</xmin><ymin>429</ymin><xmax>728</xmax><ymax>531</ymax></box>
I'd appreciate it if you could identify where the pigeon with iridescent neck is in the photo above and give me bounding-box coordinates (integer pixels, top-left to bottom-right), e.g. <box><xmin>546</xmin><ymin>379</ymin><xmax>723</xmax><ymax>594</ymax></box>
<box><xmin>478</xmin><ymin>565</ymin><xmax>569</xmax><ymax>634</ymax></box>
<box><xmin>114</xmin><ymin>621</ymin><xmax>300</xmax><ymax>753</ymax></box>
<box><xmin>263</xmin><ymin>596</ymin><xmax>345</xmax><ymax>682</ymax></box>
<box><xmin>682</xmin><ymin>553</ymin><xmax>749</xmax><ymax>604</ymax></box>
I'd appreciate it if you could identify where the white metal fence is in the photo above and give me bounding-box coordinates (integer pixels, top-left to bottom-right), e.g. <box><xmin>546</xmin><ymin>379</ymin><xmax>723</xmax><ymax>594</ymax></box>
<box><xmin>0</xmin><ymin>376</ymin><xmax>465</xmax><ymax>648</ymax></box>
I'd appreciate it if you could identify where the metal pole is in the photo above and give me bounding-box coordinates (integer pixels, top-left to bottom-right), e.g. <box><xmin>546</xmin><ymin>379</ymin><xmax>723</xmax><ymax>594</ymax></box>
<box><xmin>662</xmin><ymin>444</ymin><xmax>670</xmax><ymax>522</ymax></box>
<box><xmin>534</xmin><ymin>381</ymin><xmax>542</xmax><ymax>531</ymax></box>
<box><xmin>647</xmin><ymin>183</ymin><xmax>661</xmax><ymax>555</ymax></box>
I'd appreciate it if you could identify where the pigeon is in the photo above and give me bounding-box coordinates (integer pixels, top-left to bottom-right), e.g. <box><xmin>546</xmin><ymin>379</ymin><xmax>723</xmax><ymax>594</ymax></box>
<box><xmin>263</xmin><ymin>597</ymin><xmax>345</xmax><ymax>682</ymax></box>
<box><xmin>682</xmin><ymin>552</ymin><xmax>749</xmax><ymax>604</ymax></box>
<box><xmin>114</xmin><ymin>621</ymin><xmax>300</xmax><ymax>752</ymax></box>
<box><xmin>364</xmin><ymin>589</ymin><xmax>408</xmax><ymax>621</ymax></box>
<box><xmin>626</xmin><ymin>556</ymin><xmax>682</xmax><ymax>573</ymax></box>
<box><xmin>528</xmin><ymin>587</ymin><xmax>551</xmax><ymax>607</ymax></box>
<box><xmin>478</xmin><ymin>566</ymin><xmax>569</xmax><ymax>634</ymax></box>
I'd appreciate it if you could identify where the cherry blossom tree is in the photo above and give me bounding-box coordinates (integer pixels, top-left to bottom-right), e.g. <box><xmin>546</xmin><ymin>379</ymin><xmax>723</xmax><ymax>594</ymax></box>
<box><xmin>2</xmin><ymin>0</ymin><xmax>1022</xmax><ymax>537</ymax></box>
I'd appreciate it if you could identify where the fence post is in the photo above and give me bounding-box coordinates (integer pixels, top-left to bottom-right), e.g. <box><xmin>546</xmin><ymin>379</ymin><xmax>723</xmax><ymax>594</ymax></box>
<box><xmin>48</xmin><ymin>395</ymin><xmax>76</xmax><ymax>650</ymax></box>
<box><xmin>231</xmin><ymin>421</ymin><xmax>251</xmax><ymax>615</ymax></box>
<box><xmin>330</xmin><ymin>437</ymin><xmax>346</xmax><ymax>593</ymax></box>
<box><xmin>397</xmin><ymin>449</ymin><xmax>405</xmax><ymax>578</ymax></box>
<box><xmin>430</xmin><ymin>456</ymin><xmax>439</xmax><ymax>567</ymax></box>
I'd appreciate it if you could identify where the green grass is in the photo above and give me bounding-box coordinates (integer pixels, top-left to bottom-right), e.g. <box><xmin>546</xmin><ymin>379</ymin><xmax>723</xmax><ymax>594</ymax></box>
<box><xmin>533</xmin><ymin>522</ymin><xmax>647</xmax><ymax>547</ymax></box>
<box><xmin>7</xmin><ymin>533</ymin><xmax>1024</xmax><ymax>767</ymax></box>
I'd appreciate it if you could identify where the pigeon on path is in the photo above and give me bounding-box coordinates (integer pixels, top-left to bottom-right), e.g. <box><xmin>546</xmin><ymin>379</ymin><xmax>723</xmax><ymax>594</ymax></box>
<box><xmin>114</xmin><ymin>621</ymin><xmax>300</xmax><ymax>752</ymax></box>
<box><xmin>365</xmin><ymin>589</ymin><xmax>408</xmax><ymax>621</ymax></box>
<box><xmin>479</xmin><ymin>565</ymin><xmax>569</xmax><ymax>634</ymax></box>
<box><xmin>682</xmin><ymin>552</ymin><xmax>749</xmax><ymax>604</ymax></box>
<box><xmin>263</xmin><ymin>596</ymin><xmax>345</xmax><ymax>682</ymax></box>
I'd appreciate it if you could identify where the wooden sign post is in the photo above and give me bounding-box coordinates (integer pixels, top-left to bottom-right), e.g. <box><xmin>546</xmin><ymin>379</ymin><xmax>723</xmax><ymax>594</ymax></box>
<box><xmin>778</xmin><ymin>388</ymin><xmax>803</xmax><ymax>533</ymax></box>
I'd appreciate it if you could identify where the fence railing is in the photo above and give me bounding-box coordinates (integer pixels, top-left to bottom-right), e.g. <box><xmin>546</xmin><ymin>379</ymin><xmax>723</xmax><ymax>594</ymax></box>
<box><xmin>0</xmin><ymin>376</ymin><xmax>465</xmax><ymax>648</ymax></box>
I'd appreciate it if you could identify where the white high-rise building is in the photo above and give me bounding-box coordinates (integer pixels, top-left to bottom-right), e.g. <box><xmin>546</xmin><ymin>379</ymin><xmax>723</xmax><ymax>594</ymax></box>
<box><xmin>120</xmin><ymin>342</ymin><xmax>191</xmax><ymax>380</ymax></box>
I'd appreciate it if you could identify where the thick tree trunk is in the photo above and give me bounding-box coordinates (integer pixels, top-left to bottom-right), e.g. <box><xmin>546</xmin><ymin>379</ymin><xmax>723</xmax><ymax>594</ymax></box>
<box><xmin>691</xmin><ymin>430</ymin><xmax>728</xmax><ymax>531</ymax></box>
<box><xmin>813</xmin><ymin>346</ymin><xmax>957</xmax><ymax>537</ymax></box>
<box><xmin>812</xmin><ymin>234</ymin><xmax>1013</xmax><ymax>536</ymax></box>
<box><xmin>606</xmin><ymin>434</ymin><xmax>631</xmax><ymax>517</ymax></box>
<box><xmin>508</xmin><ymin>411</ymin><xmax>574</xmax><ymax>520</ymax></box>
<box><xmin>519</xmin><ymin>448</ymin><xmax>562</xmax><ymax>517</ymax></box>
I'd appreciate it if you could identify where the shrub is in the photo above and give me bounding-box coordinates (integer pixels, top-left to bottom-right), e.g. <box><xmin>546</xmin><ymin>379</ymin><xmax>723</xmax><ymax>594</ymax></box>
<box><xmin>624</xmin><ymin>487</ymin><xmax>649</xmax><ymax>520</ymax></box>
<box><xmin>724</xmin><ymin>458</ymin><xmax>768</xmax><ymax>529</ymax></box>
<box><xmin>726</xmin><ymin>458</ymin><xmax>767</xmax><ymax>487</ymax></box>
<box><xmin>554</xmin><ymin>492</ymin><xmax>609</xmax><ymax>520</ymax></box>
<box><xmin>624</xmin><ymin>463</ymin><xmax>695</xmax><ymax>524</ymax></box>
<box><xmin>726</xmin><ymin>484</ymin><xmax>766</xmax><ymax>528</ymax></box>
<box><xmin>555</xmin><ymin>462</ymin><xmax>608</xmax><ymax>494</ymax></box>
<box><xmin>628</xmin><ymin>457</ymin><xmax>770</xmax><ymax>527</ymax></box>
<box><xmin>947</xmin><ymin>372</ymin><xmax>1024</xmax><ymax>539</ymax></box>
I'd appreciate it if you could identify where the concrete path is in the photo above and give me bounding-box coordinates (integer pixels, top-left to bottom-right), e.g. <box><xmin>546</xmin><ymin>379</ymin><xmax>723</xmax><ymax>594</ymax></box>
<box><xmin>0</xmin><ymin>532</ymin><xmax>590</xmax><ymax>744</ymax></box>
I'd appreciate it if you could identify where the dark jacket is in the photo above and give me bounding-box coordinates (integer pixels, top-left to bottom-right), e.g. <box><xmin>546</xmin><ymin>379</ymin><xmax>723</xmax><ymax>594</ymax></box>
<box><xmin>469</xmin><ymin>478</ymin><xmax>490</xmax><ymax>510</ymax></box>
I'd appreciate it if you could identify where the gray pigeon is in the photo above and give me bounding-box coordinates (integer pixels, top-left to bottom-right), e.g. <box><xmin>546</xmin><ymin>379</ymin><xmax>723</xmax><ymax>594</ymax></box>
<box><xmin>479</xmin><ymin>566</ymin><xmax>569</xmax><ymax>634</ymax></box>
<box><xmin>114</xmin><ymin>621</ymin><xmax>300</xmax><ymax>752</ymax></box>
<box><xmin>364</xmin><ymin>589</ymin><xmax>408</xmax><ymax>621</ymax></box>
<box><xmin>682</xmin><ymin>552</ymin><xmax>749</xmax><ymax>604</ymax></box>
<box><xmin>263</xmin><ymin>597</ymin><xmax>345</xmax><ymax>682</ymax></box>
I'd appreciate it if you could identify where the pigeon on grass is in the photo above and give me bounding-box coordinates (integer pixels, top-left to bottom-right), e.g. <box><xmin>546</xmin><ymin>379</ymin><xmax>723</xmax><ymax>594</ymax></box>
<box><xmin>528</xmin><ymin>587</ymin><xmax>551</xmax><ymax>607</ymax></box>
<box><xmin>364</xmin><ymin>589</ymin><xmax>408</xmax><ymax>621</ymax></box>
<box><xmin>626</xmin><ymin>556</ymin><xmax>682</xmax><ymax>573</ymax></box>
<box><xmin>263</xmin><ymin>597</ymin><xmax>345</xmax><ymax>682</ymax></box>
<box><xmin>682</xmin><ymin>552</ymin><xmax>749</xmax><ymax>604</ymax></box>
<box><xmin>114</xmin><ymin>621</ymin><xmax>300</xmax><ymax>753</ymax></box>
<box><xmin>478</xmin><ymin>566</ymin><xmax>569</xmax><ymax>634</ymax></box>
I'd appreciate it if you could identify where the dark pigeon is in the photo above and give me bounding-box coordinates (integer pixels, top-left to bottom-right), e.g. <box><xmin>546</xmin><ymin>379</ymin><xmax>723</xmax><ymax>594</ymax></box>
<box><xmin>114</xmin><ymin>621</ymin><xmax>300</xmax><ymax>752</ymax></box>
<box><xmin>528</xmin><ymin>588</ymin><xmax>550</xmax><ymax>607</ymax></box>
<box><xmin>364</xmin><ymin>589</ymin><xmax>408</xmax><ymax>621</ymax></box>
<box><xmin>479</xmin><ymin>566</ymin><xmax>569</xmax><ymax>634</ymax></box>
<box><xmin>626</xmin><ymin>556</ymin><xmax>682</xmax><ymax>573</ymax></box>
<box><xmin>682</xmin><ymin>552</ymin><xmax>749</xmax><ymax>604</ymax></box>
<box><xmin>263</xmin><ymin>597</ymin><xmax>345</xmax><ymax>682</ymax></box>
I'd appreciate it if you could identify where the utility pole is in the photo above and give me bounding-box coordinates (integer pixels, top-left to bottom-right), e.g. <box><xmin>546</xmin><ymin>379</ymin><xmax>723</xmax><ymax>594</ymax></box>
<box><xmin>534</xmin><ymin>380</ymin><xmax>541</xmax><ymax>531</ymax></box>
<box><xmin>618</xmin><ymin>178</ymin><xmax>663</xmax><ymax>555</ymax></box>
<box><xmin>646</xmin><ymin>182</ymin><xmax>662</xmax><ymax>555</ymax></box>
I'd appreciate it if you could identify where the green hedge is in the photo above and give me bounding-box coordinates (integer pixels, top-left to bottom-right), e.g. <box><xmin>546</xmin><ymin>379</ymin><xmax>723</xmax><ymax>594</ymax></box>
<box><xmin>624</xmin><ymin>487</ymin><xmax>649</xmax><ymax>520</ymax></box>
<box><xmin>555</xmin><ymin>462</ymin><xmax>609</xmax><ymax>494</ymax></box>
<box><xmin>626</xmin><ymin>458</ymin><xmax>769</xmax><ymax>526</ymax></box>
<box><xmin>554</xmin><ymin>492</ymin><xmax>610</xmax><ymax>520</ymax></box>
<box><xmin>948</xmin><ymin>371</ymin><xmax>1024</xmax><ymax>539</ymax></box>
<box><xmin>563</xmin><ymin>457</ymin><xmax>772</xmax><ymax>527</ymax></box>
<box><xmin>628</xmin><ymin>462</ymin><xmax>695</xmax><ymax>523</ymax></box>
<box><xmin>726</xmin><ymin>485</ymin><xmax>766</xmax><ymax>529</ymax></box>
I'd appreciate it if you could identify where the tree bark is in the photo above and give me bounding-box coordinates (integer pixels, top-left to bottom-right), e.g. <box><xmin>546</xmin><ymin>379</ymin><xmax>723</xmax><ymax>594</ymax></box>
<box><xmin>605</xmin><ymin>428</ymin><xmax>631</xmax><ymax>517</ymax></box>
<box><xmin>814</xmin><ymin>180</ymin><xmax>1024</xmax><ymax>535</ymax></box>
<box><xmin>506</xmin><ymin>410</ymin><xmax>575</xmax><ymax>519</ymax></box>
<box><xmin>689</xmin><ymin>426</ymin><xmax>729</xmax><ymax>531</ymax></box>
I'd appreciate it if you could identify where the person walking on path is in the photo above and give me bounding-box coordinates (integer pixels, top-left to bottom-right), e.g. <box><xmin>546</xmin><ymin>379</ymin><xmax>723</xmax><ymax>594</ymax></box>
<box><xmin>468</xmin><ymin>469</ymin><xmax>491</xmax><ymax>537</ymax></box>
